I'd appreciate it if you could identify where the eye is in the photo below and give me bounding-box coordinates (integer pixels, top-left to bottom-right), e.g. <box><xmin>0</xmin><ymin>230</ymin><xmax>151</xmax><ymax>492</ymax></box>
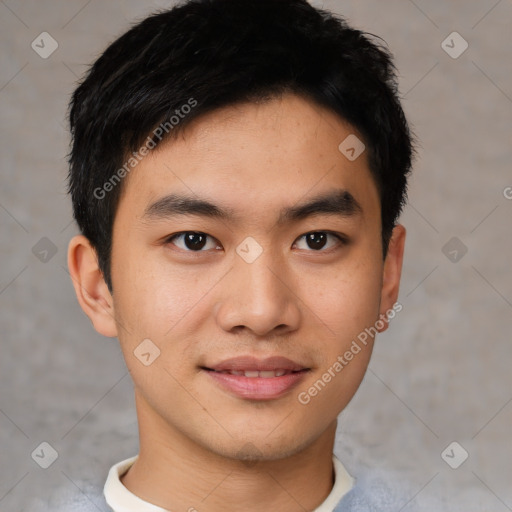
<box><xmin>164</xmin><ymin>230</ymin><xmax>347</xmax><ymax>253</ymax></box>
<box><xmin>165</xmin><ymin>231</ymin><xmax>221</xmax><ymax>252</ymax></box>
<box><xmin>293</xmin><ymin>231</ymin><xmax>346</xmax><ymax>252</ymax></box>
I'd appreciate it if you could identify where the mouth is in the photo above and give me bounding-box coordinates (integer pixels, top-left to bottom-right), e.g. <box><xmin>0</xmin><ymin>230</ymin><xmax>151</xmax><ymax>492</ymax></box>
<box><xmin>201</xmin><ymin>356</ymin><xmax>310</xmax><ymax>400</ymax></box>
<box><xmin>205</xmin><ymin>369</ymin><xmax>304</xmax><ymax>378</ymax></box>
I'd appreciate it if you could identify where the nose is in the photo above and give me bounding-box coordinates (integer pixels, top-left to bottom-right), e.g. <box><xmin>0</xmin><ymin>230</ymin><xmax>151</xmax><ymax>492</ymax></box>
<box><xmin>214</xmin><ymin>243</ymin><xmax>301</xmax><ymax>338</ymax></box>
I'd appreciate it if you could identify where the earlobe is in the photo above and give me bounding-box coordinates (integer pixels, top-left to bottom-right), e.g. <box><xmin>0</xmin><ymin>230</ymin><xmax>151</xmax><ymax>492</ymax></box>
<box><xmin>67</xmin><ymin>235</ymin><xmax>118</xmax><ymax>338</ymax></box>
<box><xmin>377</xmin><ymin>224</ymin><xmax>406</xmax><ymax>333</ymax></box>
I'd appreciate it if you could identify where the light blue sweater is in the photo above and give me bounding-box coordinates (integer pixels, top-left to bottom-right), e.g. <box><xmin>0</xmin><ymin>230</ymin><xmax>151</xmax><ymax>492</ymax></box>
<box><xmin>28</xmin><ymin>472</ymin><xmax>416</xmax><ymax>511</ymax></box>
<box><xmin>334</xmin><ymin>472</ymin><xmax>415</xmax><ymax>511</ymax></box>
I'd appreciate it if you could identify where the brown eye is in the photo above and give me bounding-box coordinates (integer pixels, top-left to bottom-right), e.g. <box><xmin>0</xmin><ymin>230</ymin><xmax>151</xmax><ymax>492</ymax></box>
<box><xmin>294</xmin><ymin>231</ymin><xmax>345</xmax><ymax>251</ymax></box>
<box><xmin>306</xmin><ymin>232</ymin><xmax>328</xmax><ymax>250</ymax></box>
<box><xmin>166</xmin><ymin>232</ymin><xmax>221</xmax><ymax>251</ymax></box>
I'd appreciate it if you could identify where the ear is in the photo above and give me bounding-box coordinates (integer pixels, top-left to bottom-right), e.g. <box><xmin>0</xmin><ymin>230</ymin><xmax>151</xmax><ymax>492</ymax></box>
<box><xmin>377</xmin><ymin>224</ymin><xmax>406</xmax><ymax>333</ymax></box>
<box><xmin>67</xmin><ymin>235</ymin><xmax>118</xmax><ymax>338</ymax></box>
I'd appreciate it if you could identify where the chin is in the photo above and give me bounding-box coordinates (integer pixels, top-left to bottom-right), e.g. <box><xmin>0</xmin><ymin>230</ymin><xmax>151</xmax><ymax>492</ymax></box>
<box><xmin>205</xmin><ymin>429</ymin><xmax>321</xmax><ymax>464</ymax></box>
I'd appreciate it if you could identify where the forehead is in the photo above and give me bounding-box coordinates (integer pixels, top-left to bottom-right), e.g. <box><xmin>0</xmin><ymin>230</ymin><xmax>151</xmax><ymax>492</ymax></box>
<box><xmin>117</xmin><ymin>93</ymin><xmax>379</xmax><ymax>225</ymax></box>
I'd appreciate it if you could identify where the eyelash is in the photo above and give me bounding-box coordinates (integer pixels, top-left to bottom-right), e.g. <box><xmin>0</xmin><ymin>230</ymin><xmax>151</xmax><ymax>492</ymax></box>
<box><xmin>163</xmin><ymin>231</ymin><xmax>348</xmax><ymax>253</ymax></box>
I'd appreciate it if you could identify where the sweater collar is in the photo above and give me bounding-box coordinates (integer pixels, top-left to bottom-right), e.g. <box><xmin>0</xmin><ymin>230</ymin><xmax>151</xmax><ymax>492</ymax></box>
<box><xmin>104</xmin><ymin>453</ymin><xmax>354</xmax><ymax>512</ymax></box>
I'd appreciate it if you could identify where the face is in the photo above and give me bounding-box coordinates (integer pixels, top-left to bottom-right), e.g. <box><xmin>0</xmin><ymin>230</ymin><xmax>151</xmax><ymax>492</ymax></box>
<box><xmin>103</xmin><ymin>93</ymin><xmax>402</xmax><ymax>461</ymax></box>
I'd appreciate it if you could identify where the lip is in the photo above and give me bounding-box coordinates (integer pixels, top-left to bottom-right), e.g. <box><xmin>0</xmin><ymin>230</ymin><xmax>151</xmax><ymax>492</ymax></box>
<box><xmin>201</xmin><ymin>356</ymin><xmax>310</xmax><ymax>401</ymax></box>
<box><xmin>206</xmin><ymin>355</ymin><xmax>306</xmax><ymax>373</ymax></box>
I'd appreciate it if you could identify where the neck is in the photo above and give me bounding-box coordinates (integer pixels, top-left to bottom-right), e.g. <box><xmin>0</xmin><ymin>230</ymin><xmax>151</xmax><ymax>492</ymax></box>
<box><xmin>121</xmin><ymin>392</ymin><xmax>338</xmax><ymax>512</ymax></box>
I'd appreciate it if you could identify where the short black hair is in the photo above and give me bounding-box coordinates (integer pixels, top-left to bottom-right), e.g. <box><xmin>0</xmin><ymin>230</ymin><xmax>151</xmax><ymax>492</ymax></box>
<box><xmin>68</xmin><ymin>0</ymin><xmax>417</xmax><ymax>292</ymax></box>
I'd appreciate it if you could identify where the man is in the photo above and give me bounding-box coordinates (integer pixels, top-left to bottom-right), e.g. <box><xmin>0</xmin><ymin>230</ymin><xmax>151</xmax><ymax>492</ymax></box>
<box><xmin>67</xmin><ymin>0</ymin><xmax>416</xmax><ymax>510</ymax></box>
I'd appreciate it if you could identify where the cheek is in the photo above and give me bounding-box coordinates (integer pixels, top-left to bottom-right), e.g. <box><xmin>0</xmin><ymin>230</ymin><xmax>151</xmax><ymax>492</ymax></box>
<box><xmin>296</xmin><ymin>272</ymin><xmax>380</xmax><ymax>420</ymax></box>
<box><xmin>110</xmin><ymin>252</ymin><xmax>204</xmax><ymax>399</ymax></box>
<box><xmin>301</xmin><ymin>258</ymin><xmax>383</xmax><ymax>342</ymax></box>
<box><xmin>111</xmin><ymin>246</ymin><xmax>223</xmax><ymax>346</ymax></box>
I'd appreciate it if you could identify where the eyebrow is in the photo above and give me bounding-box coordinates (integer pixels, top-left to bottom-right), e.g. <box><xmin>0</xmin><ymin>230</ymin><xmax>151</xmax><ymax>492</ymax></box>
<box><xmin>142</xmin><ymin>189</ymin><xmax>363</xmax><ymax>225</ymax></box>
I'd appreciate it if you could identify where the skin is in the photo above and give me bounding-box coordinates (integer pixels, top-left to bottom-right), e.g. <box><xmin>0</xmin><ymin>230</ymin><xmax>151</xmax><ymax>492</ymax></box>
<box><xmin>68</xmin><ymin>92</ymin><xmax>406</xmax><ymax>512</ymax></box>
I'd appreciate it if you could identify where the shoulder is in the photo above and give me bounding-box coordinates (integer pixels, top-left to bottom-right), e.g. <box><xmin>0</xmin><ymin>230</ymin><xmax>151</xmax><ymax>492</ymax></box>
<box><xmin>334</xmin><ymin>467</ymin><xmax>419</xmax><ymax>512</ymax></box>
<box><xmin>26</xmin><ymin>483</ymin><xmax>111</xmax><ymax>512</ymax></box>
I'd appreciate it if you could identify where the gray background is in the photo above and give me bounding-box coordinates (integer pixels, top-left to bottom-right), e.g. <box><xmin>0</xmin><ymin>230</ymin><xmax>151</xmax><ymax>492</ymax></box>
<box><xmin>1</xmin><ymin>0</ymin><xmax>511</xmax><ymax>510</ymax></box>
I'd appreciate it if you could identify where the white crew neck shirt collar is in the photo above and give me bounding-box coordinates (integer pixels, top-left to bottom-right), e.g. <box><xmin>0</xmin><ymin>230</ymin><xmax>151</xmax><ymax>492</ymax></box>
<box><xmin>104</xmin><ymin>454</ymin><xmax>354</xmax><ymax>512</ymax></box>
